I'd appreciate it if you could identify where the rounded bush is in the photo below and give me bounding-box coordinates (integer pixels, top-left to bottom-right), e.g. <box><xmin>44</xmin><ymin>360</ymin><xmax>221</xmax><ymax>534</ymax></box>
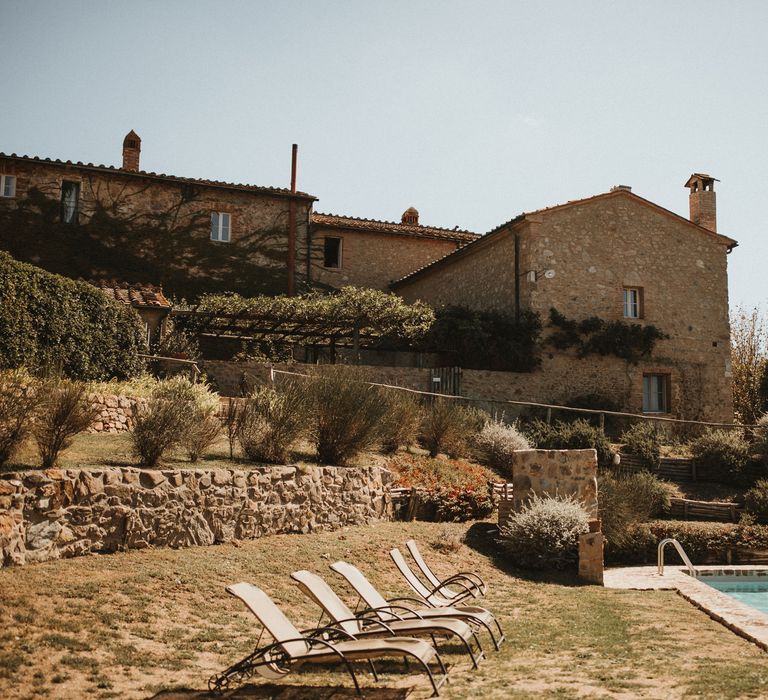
<box><xmin>473</xmin><ymin>418</ymin><xmax>530</xmax><ymax>474</ymax></box>
<box><xmin>238</xmin><ymin>382</ymin><xmax>307</xmax><ymax>464</ymax></box>
<box><xmin>500</xmin><ymin>493</ymin><xmax>589</xmax><ymax>569</ymax></box>
<box><xmin>620</xmin><ymin>422</ymin><xmax>662</xmax><ymax>470</ymax></box>
<box><xmin>131</xmin><ymin>377</ymin><xmax>219</xmax><ymax>466</ymax></box>
<box><xmin>688</xmin><ymin>429</ymin><xmax>750</xmax><ymax>482</ymax></box>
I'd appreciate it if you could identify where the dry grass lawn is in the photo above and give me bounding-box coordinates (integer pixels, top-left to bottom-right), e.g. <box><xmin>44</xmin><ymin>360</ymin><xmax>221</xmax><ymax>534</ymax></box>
<box><xmin>2</xmin><ymin>520</ymin><xmax>768</xmax><ymax>699</ymax></box>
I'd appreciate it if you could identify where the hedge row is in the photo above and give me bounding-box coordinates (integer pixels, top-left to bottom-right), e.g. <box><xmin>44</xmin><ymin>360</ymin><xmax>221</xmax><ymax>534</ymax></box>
<box><xmin>0</xmin><ymin>251</ymin><xmax>144</xmax><ymax>380</ymax></box>
<box><xmin>608</xmin><ymin>519</ymin><xmax>768</xmax><ymax>565</ymax></box>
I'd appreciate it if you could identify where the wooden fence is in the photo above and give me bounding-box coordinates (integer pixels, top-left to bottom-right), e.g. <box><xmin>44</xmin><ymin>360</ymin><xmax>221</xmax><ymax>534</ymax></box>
<box><xmin>668</xmin><ymin>498</ymin><xmax>742</xmax><ymax>523</ymax></box>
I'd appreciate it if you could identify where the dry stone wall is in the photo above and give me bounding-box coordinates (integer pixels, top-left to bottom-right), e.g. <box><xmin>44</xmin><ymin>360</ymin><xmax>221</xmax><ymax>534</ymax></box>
<box><xmin>0</xmin><ymin>465</ymin><xmax>393</xmax><ymax>567</ymax></box>
<box><xmin>87</xmin><ymin>393</ymin><xmax>147</xmax><ymax>433</ymax></box>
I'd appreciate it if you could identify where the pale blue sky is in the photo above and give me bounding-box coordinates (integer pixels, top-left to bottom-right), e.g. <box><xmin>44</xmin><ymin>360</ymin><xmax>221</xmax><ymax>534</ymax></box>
<box><xmin>1</xmin><ymin>0</ymin><xmax>766</xmax><ymax>309</ymax></box>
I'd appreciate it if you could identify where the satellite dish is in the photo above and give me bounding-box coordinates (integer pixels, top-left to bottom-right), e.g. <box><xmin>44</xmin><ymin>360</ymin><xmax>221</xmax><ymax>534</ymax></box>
<box><xmin>544</xmin><ymin>269</ymin><xmax>556</xmax><ymax>279</ymax></box>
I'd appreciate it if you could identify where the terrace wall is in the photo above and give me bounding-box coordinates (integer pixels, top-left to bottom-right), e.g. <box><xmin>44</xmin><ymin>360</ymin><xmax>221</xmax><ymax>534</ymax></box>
<box><xmin>0</xmin><ymin>465</ymin><xmax>393</xmax><ymax>567</ymax></box>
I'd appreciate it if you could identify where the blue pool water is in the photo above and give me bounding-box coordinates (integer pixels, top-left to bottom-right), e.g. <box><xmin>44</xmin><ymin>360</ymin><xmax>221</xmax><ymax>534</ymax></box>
<box><xmin>703</xmin><ymin>579</ymin><xmax>768</xmax><ymax>615</ymax></box>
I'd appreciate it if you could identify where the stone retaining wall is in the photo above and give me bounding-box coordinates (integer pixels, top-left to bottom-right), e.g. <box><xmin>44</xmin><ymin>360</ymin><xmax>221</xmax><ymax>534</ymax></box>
<box><xmin>498</xmin><ymin>448</ymin><xmax>599</xmax><ymax>529</ymax></box>
<box><xmin>87</xmin><ymin>394</ymin><xmax>147</xmax><ymax>433</ymax></box>
<box><xmin>0</xmin><ymin>465</ymin><xmax>393</xmax><ymax>567</ymax></box>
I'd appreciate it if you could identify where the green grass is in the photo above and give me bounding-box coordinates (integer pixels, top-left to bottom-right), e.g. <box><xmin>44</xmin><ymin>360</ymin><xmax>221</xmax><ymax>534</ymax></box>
<box><xmin>2</xmin><ymin>520</ymin><xmax>768</xmax><ymax>698</ymax></box>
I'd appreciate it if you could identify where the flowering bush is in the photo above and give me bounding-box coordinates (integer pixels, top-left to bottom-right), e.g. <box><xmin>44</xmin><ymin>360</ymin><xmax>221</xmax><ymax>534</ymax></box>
<box><xmin>388</xmin><ymin>454</ymin><xmax>496</xmax><ymax>522</ymax></box>
<box><xmin>499</xmin><ymin>493</ymin><xmax>589</xmax><ymax>570</ymax></box>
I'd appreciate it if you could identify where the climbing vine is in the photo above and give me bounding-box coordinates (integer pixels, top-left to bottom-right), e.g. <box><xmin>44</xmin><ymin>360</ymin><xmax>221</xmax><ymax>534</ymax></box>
<box><xmin>546</xmin><ymin>308</ymin><xmax>668</xmax><ymax>363</ymax></box>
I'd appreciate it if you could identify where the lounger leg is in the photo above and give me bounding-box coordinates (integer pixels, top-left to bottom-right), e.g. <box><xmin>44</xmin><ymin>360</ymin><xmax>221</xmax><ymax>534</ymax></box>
<box><xmin>493</xmin><ymin>618</ymin><xmax>506</xmax><ymax>649</ymax></box>
<box><xmin>410</xmin><ymin>652</ymin><xmax>447</xmax><ymax>698</ymax></box>
<box><xmin>368</xmin><ymin>659</ymin><xmax>379</xmax><ymax>681</ymax></box>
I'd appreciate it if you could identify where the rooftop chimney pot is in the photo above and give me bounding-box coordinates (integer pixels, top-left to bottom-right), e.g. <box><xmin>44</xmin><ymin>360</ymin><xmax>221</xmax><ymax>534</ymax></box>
<box><xmin>122</xmin><ymin>130</ymin><xmax>141</xmax><ymax>172</ymax></box>
<box><xmin>401</xmin><ymin>207</ymin><xmax>419</xmax><ymax>225</ymax></box>
<box><xmin>684</xmin><ymin>173</ymin><xmax>718</xmax><ymax>232</ymax></box>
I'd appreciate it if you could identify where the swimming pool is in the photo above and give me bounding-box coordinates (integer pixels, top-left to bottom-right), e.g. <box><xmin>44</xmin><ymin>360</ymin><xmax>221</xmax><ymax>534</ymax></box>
<box><xmin>697</xmin><ymin>570</ymin><xmax>768</xmax><ymax>616</ymax></box>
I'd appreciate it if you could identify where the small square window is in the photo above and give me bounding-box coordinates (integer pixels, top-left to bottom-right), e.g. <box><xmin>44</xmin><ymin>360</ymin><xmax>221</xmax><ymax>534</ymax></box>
<box><xmin>60</xmin><ymin>181</ymin><xmax>80</xmax><ymax>224</ymax></box>
<box><xmin>211</xmin><ymin>212</ymin><xmax>231</xmax><ymax>242</ymax></box>
<box><xmin>324</xmin><ymin>237</ymin><xmax>342</xmax><ymax>268</ymax></box>
<box><xmin>643</xmin><ymin>374</ymin><xmax>670</xmax><ymax>413</ymax></box>
<box><xmin>0</xmin><ymin>175</ymin><xmax>16</xmax><ymax>198</ymax></box>
<box><xmin>623</xmin><ymin>287</ymin><xmax>643</xmax><ymax>319</ymax></box>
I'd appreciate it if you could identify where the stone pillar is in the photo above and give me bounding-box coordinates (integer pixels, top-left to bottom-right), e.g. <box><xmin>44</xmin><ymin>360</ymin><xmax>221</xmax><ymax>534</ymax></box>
<box><xmin>578</xmin><ymin>519</ymin><xmax>604</xmax><ymax>585</ymax></box>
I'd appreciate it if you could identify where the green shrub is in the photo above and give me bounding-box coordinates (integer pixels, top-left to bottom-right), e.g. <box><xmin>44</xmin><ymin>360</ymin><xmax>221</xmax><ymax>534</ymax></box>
<box><xmin>606</xmin><ymin>520</ymin><xmax>768</xmax><ymax>565</ymax></box>
<box><xmin>422</xmin><ymin>306</ymin><xmax>541</xmax><ymax>372</ymax></box>
<box><xmin>131</xmin><ymin>377</ymin><xmax>218</xmax><ymax>466</ymax></box>
<box><xmin>238</xmin><ymin>383</ymin><xmax>307</xmax><ymax>463</ymax></box>
<box><xmin>744</xmin><ymin>479</ymin><xmax>768</xmax><ymax>524</ymax></box>
<box><xmin>598</xmin><ymin>471</ymin><xmax>672</xmax><ymax>550</ymax></box>
<box><xmin>33</xmin><ymin>379</ymin><xmax>98</xmax><ymax>469</ymax></box>
<box><xmin>499</xmin><ymin>494</ymin><xmax>589</xmax><ymax>569</ymax></box>
<box><xmin>473</xmin><ymin>418</ymin><xmax>530</xmax><ymax>474</ymax></box>
<box><xmin>524</xmin><ymin>419</ymin><xmax>614</xmax><ymax>468</ymax></box>
<box><xmin>378</xmin><ymin>391</ymin><xmax>423</xmax><ymax>454</ymax></box>
<box><xmin>0</xmin><ymin>252</ymin><xmax>144</xmax><ymax>380</ymax></box>
<box><xmin>420</xmin><ymin>400</ymin><xmax>485</xmax><ymax>458</ymax></box>
<box><xmin>688</xmin><ymin>429</ymin><xmax>750</xmax><ymax>482</ymax></box>
<box><xmin>388</xmin><ymin>454</ymin><xmax>496</xmax><ymax>522</ymax></box>
<box><xmin>620</xmin><ymin>422</ymin><xmax>662</xmax><ymax>470</ymax></box>
<box><xmin>0</xmin><ymin>368</ymin><xmax>38</xmax><ymax>467</ymax></box>
<box><xmin>183</xmin><ymin>409</ymin><xmax>221</xmax><ymax>462</ymax></box>
<box><xmin>308</xmin><ymin>366</ymin><xmax>387</xmax><ymax>465</ymax></box>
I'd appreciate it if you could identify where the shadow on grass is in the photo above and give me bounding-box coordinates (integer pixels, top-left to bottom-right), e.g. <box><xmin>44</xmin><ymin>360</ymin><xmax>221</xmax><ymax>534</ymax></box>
<box><xmin>149</xmin><ymin>683</ymin><xmax>408</xmax><ymax>698</ymax></box>
<box><xmin>461</xmin><ymin>520</ymin><xmax>591</xmax><ymax>588</ymax></box>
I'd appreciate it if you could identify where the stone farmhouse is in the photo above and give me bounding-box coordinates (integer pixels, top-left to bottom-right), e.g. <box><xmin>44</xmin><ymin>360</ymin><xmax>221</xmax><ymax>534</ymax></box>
<box><xmin>392</xmin><ymin>177</ymin><xmax>737</xmax><ymax>422</ymax></box>
<box><xmin>0</xmin><ymin>132</ymin><xmax>739</xmax><ymax>420</ymax></box>
<box><xmin>0</xmin><ymin>132</ymin><xmax>476</xmax><ymax>300</ymax></box>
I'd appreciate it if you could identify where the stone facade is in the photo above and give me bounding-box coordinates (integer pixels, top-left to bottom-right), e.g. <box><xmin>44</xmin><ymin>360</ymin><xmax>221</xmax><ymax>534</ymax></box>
<box><xmin>87</xmin><ymin>393</ymin><xmax>147</xmax><ymax>433</ymax></box>
<box><xmin>500</xmin><ymin>449</ymin><xmax>599</xmax><ymax>525</ymax></box>
<box><xmin>309</xmin><ymin>212</ymin><xmax>477</xmax><ymax>291</ymax></box>
<box><xmin>394</xmin><ymin>188</ymin><xmax>737</xmax><ymax>422</ymax></box>
<box><xmin>0</xmin><ymin>146</ymin><xmax>314</xmax><ymax>300</ymax></box>
<box><xmin>0</xmin><ymin>465</ymin><xmax>393</xmax><ymax>567</ymax></box>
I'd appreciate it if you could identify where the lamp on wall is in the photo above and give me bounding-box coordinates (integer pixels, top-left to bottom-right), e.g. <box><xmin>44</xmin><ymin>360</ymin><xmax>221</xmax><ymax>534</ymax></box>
<box><xmin>521</xmin><ymin>269</ymin><xmax>556</xmax><ymax>283</ymax></box>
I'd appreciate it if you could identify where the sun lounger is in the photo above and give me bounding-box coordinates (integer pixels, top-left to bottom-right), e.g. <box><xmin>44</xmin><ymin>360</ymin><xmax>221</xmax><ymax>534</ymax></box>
<box><xmin>331</xmin><ymin>560</ymin><xmax>505</xmax><ymax>651</ymax></box>
<box><xmin>405</xmin><ymin>538</ymin><xmax>487</xmax><ymax>598</ymax></box>
<box><xmin>390</xmin><ymin>547</ymin><xmax>479</xmax><ymax>606</ymax></box>
<box><xmin>291</xmin><ymin>569</ymin><xmax>484</xmax><ymax>668</ymax></box>
<box><xmin>209</xmin><ymin>582</ymin><xmax>448</xmax><ymax>696</ymax></box>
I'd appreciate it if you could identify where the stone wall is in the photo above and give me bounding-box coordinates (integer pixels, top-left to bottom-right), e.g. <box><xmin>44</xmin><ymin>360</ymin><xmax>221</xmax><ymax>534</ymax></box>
<box><xmin>394</xmin><ymin>190</ymin><xmax>734</xmax><ymax>422</ymax></box>
<box><xmin>310</xmin><ymin>227</ymin><xmax>463</xmax><ymax>291</ymax></box>
<box><xmin>0</xmin><ymin>155</ymin><xmax>313</xmax><ymax>299</ymax></box>
<box><xmin>0</xmin><ymin>465</ymin><xmax>393</xmax><ymax>567</ymax></box>
<box><xmin>498</xmin><ymin>449</ymin><xmax>598</xmax><ymax>530</ymax></box>
<box><xmin>87</xmin><ymin>394</ymin><xmax>147</xmax><ymax>433</ymax></box>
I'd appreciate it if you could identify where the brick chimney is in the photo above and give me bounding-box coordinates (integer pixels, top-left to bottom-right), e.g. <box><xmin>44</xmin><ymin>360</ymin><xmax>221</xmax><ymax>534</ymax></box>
<box><xmin>122</xmin><ymin>130</ymin><xmax>141</xmax><ymax>172</ymax></box>
<box><xmin>401</xmin><ymin>207</ymin><xmax>419</xmax><ymax>225</ymax></box>
<box><xmin>684</xmin><ymin>173</ymin><xmax>718</xmax><ymax>232</ymax></box>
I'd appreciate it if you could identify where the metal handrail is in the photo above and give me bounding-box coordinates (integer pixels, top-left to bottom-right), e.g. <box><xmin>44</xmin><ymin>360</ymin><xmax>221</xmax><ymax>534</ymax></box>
<box><xmin>657</xmin><ymin>538</ymin><xmax>697</xmax><ymax>577</ymax></box>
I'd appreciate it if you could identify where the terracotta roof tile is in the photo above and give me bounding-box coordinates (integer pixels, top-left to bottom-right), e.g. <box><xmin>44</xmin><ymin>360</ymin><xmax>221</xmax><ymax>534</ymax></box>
<box><xmin>312</xmin><ymin>212</ymin><xmax>479</xmax><ymax>243</ymax></box>
<box><xmin>89</xmin><ymin>279</ymin><xmax>172</xmax><ymax>309</ymax></box>
<box><xmin>0</xmin><ymin>152</ymin><xmax>317</xmax><ymax>201</ymax></box>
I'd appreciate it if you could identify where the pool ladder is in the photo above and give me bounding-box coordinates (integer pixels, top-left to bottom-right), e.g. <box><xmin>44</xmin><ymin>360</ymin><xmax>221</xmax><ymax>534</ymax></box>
<box><xmin>657</xmin><ymin>538</ymin><xmax>698</xmax><ymax>577</ymax></box>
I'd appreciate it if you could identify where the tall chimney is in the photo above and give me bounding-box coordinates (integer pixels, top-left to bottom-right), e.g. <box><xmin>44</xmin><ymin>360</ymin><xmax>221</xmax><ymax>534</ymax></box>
<box><xmin>122</xmin><ymin>130</ymin><xmax>141</xmax><ymax>172</ymax></box>
<box><xmin>684</xmin><ymin>173</ymin><xmax>718</xmax><ymax>232</ymax></box>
